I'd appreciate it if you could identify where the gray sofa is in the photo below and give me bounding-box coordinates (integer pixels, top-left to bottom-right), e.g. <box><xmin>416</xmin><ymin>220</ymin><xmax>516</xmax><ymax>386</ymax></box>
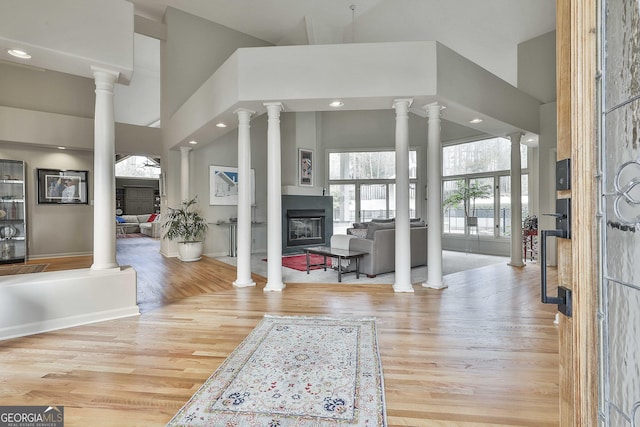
<box><xmin>346</xmin><ymin>220</ymin><xmax>428</xmax><ymax>277</ymax></box>
<box><xmin>117</xmin><ymin>213</ymin><xmax>160</xmax><ymax>235</ymax></box>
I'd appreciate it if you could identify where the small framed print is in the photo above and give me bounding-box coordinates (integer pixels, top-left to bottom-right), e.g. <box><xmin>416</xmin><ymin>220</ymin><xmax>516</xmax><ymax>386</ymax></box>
<box><xmin>299</xmin><ymin>148</ymin><xmax>313</xmax><ymax>187</ymax></box>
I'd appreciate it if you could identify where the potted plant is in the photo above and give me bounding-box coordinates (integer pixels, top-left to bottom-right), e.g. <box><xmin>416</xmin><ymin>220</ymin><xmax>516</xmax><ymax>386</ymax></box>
<box><xmin>443</xmin><ymin>181</ymin><xmax>492</xmax><ymax>229</ymax></box>
<box><xmin>162</xmin><ymin>196</ymin><xmax>208</xmax><ymax>262</ymax></box>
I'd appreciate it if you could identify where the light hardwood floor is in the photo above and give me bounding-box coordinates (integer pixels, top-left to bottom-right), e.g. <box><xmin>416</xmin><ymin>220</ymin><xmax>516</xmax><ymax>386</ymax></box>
<box><xmin>2</xmin><ymin>237</ymin><xmax>560</xmax><ymax>426</ymax></box>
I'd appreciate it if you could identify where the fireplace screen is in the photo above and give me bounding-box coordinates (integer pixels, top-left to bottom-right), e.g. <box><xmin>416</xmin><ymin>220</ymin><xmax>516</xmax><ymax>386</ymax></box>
<box><xmin>286</xmin><ymin>209</ymin><xmax>325</xmax><ymax>247</ymax></box>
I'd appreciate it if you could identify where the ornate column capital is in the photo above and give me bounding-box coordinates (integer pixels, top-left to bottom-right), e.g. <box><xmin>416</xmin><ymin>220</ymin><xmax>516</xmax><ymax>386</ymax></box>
<box><xmin>423</xmin><ymin>102</ymin><xmax>445</xmax><ymax>119</ymax></box>
<box><xmin>508</xmin><ymin>132</ymin><xmax>524</xmax><ymax>144</ymax></box>
<box><xmin>392</xmin><ymin>98</ymin><xmax>413</xmax><ymax>113</ymax></box>
<box><xmin>264</xmin><ymin>102</ymin><xmax>284</xmax><ymax>115</ymax></box>
<box><xmin>234</xmin><ymin>108</ymin><xmax>256</xmax><ymax>121</ymax></box>
<box><xmin>91</xmin><ymin>66</ymin><xmax>119</xmax><ymax>90</ymax></box>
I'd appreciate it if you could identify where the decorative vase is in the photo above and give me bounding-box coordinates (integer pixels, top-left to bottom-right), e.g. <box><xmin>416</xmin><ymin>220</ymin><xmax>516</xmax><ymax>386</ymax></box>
<box><xmin>178</xmin><ymin>241</ymin><xmax>203</xmax><ymax>262</ymax></box>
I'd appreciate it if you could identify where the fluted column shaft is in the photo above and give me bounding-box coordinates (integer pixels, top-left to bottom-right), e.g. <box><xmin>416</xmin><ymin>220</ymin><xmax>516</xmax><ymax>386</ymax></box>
<box><xmin>264</xmin><ymin>103</ymin><xmax>285</xmax><ymax>292</ymax></box>
<box><xmin>234</xmin><ymin>109</ymin><xmax>256</xmax><ymax>288</ymax></box>
<box><xmin>180</xmin><ymin>147</ymin><xmax>191</xmax><ymax>202</ymax></box>
<box><xmin>392</xmin><ymin>99</ymin><xmax>414</xmax><ymax>293</ymax></box>
<box><xmin>91</xmin><ymin>67</ymin><xmax>119</xmax><ymax>271</ymax></box>
<box><xmin>423</xmin><ymin>103</ymin><xmax>447</xmax><ymax>289</ymax></box>
<box><xmin>509</xmin><ymin>132</ymin><xmax>524</xmax><ymax>267</ymax></box>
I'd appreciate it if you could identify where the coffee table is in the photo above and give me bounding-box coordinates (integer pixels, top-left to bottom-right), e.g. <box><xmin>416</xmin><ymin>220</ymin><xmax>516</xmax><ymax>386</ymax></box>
<box><xmin>303</xmin><ymin>246</ymin><xmax>367</xmax><ymax>282</ymax></box>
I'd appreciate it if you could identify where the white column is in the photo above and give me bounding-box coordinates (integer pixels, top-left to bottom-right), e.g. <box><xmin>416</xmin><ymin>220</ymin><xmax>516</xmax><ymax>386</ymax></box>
<box><xmin>423</xmin><ymin>103</ymin><xmax>447</xmax><ymax>289</ymax></box>
<box><xmin>180</xmin><ymin>147</ymin><xmax>191</xmax><ymax>202</ymax></box>
<box><xmin>509</xmin><ymin>132</ymin><xmax>525</xmax><ymax>267</ymax></box>
<box><xmin>91</xmin><ymin>67</ymin><xmax>119</xmax><ymax>271</ymax></box>
<box><xmin>264</xmin><ymin>102</ymin><xmax>285</xmax><ymax>292</ymax></box>
<box><xmin>392</xmin><ymin>99</ymin><xmax>414</xmax><ymax>293</ymax></box>
<box><xmin>233</xmin><ymin>108</ymin><xmax>256</xmax><ymax>288</ymax></box>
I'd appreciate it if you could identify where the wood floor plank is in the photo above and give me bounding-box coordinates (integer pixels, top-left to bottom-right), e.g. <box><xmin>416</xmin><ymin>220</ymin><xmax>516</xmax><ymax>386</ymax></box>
<box><xmin>4</xmin><ymin>237</ymin><xmax>559</xmax><ymax>426</ymax></box>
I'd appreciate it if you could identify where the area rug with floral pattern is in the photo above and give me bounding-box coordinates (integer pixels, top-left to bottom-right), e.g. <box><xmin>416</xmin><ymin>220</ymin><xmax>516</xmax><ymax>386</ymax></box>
<box><xmin>166</xmin><ymin>315</ymin><xmax>387</xmax><ymax>426</ymax></box>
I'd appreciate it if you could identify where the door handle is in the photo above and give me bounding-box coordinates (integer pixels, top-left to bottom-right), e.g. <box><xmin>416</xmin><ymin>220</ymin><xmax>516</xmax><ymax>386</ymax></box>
<box><xmin>540</xmin><ymin>229</ymin><xmax>572</xmax><ymax>317</ymax></box>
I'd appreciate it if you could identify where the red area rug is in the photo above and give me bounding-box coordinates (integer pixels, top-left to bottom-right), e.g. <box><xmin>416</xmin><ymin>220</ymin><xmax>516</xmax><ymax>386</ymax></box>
<box><xmin>262</xmin><ymin>254</ymin><xmax>328</xmax><ymax>271</ymax></box>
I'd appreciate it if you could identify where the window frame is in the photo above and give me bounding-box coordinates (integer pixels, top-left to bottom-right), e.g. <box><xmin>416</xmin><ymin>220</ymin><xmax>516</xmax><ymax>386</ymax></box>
<box><xmin>327</xmin><ymin>148</ymin><xmax>420</xmax><ymax>229</ymax></box>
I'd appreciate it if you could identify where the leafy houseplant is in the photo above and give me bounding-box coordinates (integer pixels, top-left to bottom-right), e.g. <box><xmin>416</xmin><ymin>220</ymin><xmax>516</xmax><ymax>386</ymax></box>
<box><xmin>443</xmin><ymin>181</ymin><xmax>492</xmax><ymax>228</ymax></box>
<box><xmin>163</xmin><ymin>197</ymin><xmax>208</xmax><ymax>262</ymax></box>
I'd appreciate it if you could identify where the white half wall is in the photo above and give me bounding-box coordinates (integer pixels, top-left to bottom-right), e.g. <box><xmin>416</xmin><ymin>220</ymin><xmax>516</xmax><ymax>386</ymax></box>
<box><xmin>0</xmin><ymin>267</ymin><xmax>139</xmax><ymax>340</ymax></box>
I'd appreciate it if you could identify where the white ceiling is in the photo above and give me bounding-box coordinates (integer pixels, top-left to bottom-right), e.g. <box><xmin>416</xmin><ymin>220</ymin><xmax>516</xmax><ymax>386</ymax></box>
<box><xmin>119</xmin><ymin>0</ymin><xmax>556</xmax><ymax>127</ymax></box>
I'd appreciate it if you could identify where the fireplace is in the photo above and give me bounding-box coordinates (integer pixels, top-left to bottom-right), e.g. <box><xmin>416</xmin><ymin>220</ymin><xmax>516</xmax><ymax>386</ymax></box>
<box><xmin>282</xmin><ymin>195</ymin><xmax>333</xmax><ymax>254</ymax></box>
<box><xmin>287</xmin><ymin>209</ymin><xmax>325</xmax><ymax>247</ymax></box>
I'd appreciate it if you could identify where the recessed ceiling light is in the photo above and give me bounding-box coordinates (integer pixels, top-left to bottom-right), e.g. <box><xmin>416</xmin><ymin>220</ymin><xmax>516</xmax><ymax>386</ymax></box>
<box><xmin>7</xmin><ymin>49</ymin><xmax>31</xmax><ymax>59</ymax></box>
<box><xmin>57</xmin><ymin>146</ymin><xmax>66</xmax><ymax>150</ymax></box>
<box><xmin>216</xmin><ymin>123</ymin><xmax>227</xmax><ymax>128</ymax></box>
<box><xmin>188</xmin><ymin>140</ymin><xmax>198</xmax><ymax>145</ymax></box>
<box><xmin>527</xmin><ymin>138</ymin><xmax>534</xmax><ymax>142</ymax></box>
<box><xmin>329</xmin><ymin>101</ymin><xmax>344</xmax><ymax>108</ymax></box>
<box><xmin>469</xmin><ymin>118</ymin><xmax>483</xmax><ymax>124</ymax></box>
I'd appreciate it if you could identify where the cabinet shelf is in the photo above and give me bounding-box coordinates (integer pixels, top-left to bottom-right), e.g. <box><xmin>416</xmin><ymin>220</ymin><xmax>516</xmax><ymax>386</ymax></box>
<box><xmin>0</xmin><ymin>159</ymin><xmax>26</xmax><ymax>263</ymax></box>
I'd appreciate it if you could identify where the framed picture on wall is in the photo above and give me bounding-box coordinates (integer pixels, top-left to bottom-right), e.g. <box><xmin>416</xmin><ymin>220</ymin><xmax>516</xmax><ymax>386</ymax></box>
<box><xmin>299</xmin><ymin>148</ymin><xmax>313</xmax><ymax>187</ymax></box>
<box><xmin>209</xmin><ymin>165</ymin><xmax>255</xmax><ymax>206</ymax></box>
<box><xmin>36</xmin><ymin>169</ymin><xmax>89</xmax><ymax>205</ymax></box>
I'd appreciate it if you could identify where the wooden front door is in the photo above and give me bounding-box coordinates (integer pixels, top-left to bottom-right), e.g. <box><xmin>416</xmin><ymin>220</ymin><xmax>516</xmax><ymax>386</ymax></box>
<box><xmin>556</xmin><ymin>0</ymin><xmax>598</xmax><ymax>424</ymax></box>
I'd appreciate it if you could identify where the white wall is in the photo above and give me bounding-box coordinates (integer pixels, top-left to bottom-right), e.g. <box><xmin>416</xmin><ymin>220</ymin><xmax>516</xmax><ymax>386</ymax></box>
<box><xmin>189</xmin><ymin>114</ymin><xmax>271</xmax><ymax>257</ymax></box>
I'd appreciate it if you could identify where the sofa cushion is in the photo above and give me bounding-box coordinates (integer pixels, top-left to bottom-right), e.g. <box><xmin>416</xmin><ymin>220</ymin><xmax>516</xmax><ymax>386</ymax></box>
<box><xmin>137</xmin><ymin>214</ymin><xmax>152</xmax><ymax>223</ymax></box>
<box><xmin>371</xmin><ymin>218</ymin><xmax>394</xmax><ymax>223</ymax></box>
<box><xmin>121</xmin><ymin>215</ymin><xmax>139</xmax><ymax>224</ymax></box>
<box><xmin>365</xmin><ymin>221</ymin><xmax>396</xmax><ymax>240</ymax></box>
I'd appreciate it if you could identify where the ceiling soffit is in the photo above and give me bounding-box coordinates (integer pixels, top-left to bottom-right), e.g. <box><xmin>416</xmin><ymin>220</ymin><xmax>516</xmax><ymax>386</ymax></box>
<box><xmin>167</xmin><ymin>41</ymin><xmax>541</xmax><ymax>150</ymax></box>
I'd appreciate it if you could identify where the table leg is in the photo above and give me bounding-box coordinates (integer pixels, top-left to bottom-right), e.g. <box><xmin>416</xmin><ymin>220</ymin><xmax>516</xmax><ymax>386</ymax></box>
<box><xmin>306</xmin><ymin>251</ymin><xmax>310</xmax><ymax>274</ymax></box>
<box><xmin>323</xmin><ymin>255</ymin><xmax>327</xmax><ymax>271</ymax></box>
<box><xmin>337</xmin><ymin>256</ymin><xmax>343</xmax><ymax>282</ymax></box>
<box><xmin>355</xmin><ymin>257</ymin><xmax>360</xmax><ymax>279</ymax></box>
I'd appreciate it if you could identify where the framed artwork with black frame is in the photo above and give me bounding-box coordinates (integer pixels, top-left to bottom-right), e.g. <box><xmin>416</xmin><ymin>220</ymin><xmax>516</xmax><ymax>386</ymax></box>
<box><xmin>36</xmin><ymin>169</ymin><xmax>89</xmax><ymax>205</ymax></box>
<box><xmin>299</xmin><ymin>148</ymin><xmax>313</xmax><ymax>187</ymax></box>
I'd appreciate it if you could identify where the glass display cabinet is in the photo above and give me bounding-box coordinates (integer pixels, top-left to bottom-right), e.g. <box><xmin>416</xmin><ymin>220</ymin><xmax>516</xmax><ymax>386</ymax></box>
<box><xmin>0</xmin><ymin>159</ymin><xmax>26</xmax><ymax>264</ymax></box>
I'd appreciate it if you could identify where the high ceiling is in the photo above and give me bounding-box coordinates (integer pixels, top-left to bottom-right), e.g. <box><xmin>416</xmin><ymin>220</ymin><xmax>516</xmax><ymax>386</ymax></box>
<box><xmin>119</xmin><ymin>0</ymin><xmax>556</xmax><ymax>127</ymax></box>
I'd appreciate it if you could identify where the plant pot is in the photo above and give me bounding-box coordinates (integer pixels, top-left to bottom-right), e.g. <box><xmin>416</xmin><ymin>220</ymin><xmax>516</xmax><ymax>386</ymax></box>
<box><xmin>466</xmin><ymin>216</ymin><xmax>478</xmax><ymax>227</ymax></box>
<box><xmin>178</xmin><ymin>241</ymin><xmax>203</xmax><ymax>262</ymax></box>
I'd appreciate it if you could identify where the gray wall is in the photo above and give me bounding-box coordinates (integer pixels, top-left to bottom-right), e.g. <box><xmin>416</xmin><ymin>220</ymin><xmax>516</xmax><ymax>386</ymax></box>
<box><xmin>0</xmin><ymin>144</ymin><xmax>94</xmax><ymax>258</ymax></box>
<box><xmin>518</xmin><ymin>30</ymin><xmax>557</xmax><ymax>262</ymax></box>
<box><xmin>0</xmin><ymin>53</ymin><xmax>161</xmax><ymax>258</ymax></box>
<box><xmin>517</xmin><ymin>31</ymin><xmax>557</xmax><ymax>104</ymax></box>
<box><xmin>163</xmin><ymin>8</ymin><xmax>271</xmax><ymax>118</ymax></box>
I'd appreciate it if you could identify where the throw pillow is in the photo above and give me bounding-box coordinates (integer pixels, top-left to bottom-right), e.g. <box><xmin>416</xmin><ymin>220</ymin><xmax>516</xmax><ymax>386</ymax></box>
<box><xmin>351</xmin><ymin>222</ymin><xmax>369</xmax><ymax>229</ymax></box>
<box><xmin>116</xmin><ymin>216</ymin><xmax>125</xmax><ymax>223</ymax></box>
<box><xmin>347</xmin><ymin>228</ymin><xmax>368</xmax><ymax>239</ymax></box>
<box><xmin>147</xmin><ymin>213</ymin><xmax>158</xmax><ymax>222</ymax></box>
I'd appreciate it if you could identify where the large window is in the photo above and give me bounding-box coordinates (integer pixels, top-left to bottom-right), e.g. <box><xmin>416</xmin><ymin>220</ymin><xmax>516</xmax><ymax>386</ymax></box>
<box><xmin>443</xmin><ymin>137</ymin><xmax>528</xmax><ymax>238</ymax></box>
<box><xmin>115</xmin><ymin>155</ymin><xmax>160</xmax><ymax>179</ymax></box>
<box><xmin>329</xmin><ymin>150</ymin><xmax>418</xmax><ymax>234</ymax></box>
